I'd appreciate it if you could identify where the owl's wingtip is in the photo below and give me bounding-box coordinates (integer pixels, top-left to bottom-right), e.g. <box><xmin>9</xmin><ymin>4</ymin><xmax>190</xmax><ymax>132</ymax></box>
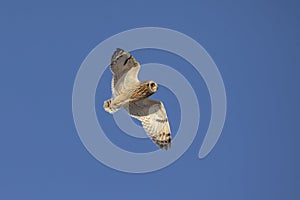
<box><xmin>115</xmin><ymin>48</ymin><xmax>128</xmax><ymax>53</ymax></box>
<box><xmin>111</xmin><ymin>48</ymin><xmax>129</xmax><ymax>62</ymax></box>
<box><xmin>161</xmin><ymin>142</ymin><xmax>171</xmax><ymax>150</ymax></box>
<box><xmin>153</xmin><ymin>134</ymin><xmax>172</xmax><ymax>150</ymax></box>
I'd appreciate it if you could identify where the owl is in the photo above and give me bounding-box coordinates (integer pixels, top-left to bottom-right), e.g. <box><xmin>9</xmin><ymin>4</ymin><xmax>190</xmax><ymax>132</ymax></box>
<box><xmin>103</xmin><ymin>48</ymin><xmax>171</xmax><ymax>149</ymax></box>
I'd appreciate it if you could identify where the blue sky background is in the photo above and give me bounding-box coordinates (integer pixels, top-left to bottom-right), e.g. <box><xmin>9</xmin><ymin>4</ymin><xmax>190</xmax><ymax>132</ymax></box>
<box><xmin>1</xmin><ymin>0</ymin><xmax>299</xmax><ymax>199</ymax></box>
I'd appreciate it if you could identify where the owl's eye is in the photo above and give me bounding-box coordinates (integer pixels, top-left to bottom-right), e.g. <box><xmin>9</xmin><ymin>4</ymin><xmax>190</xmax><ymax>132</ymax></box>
<box><xmin>150</xmin><ymin>82</ymin><xmax>156</xmax><ymax>88</ymax></box>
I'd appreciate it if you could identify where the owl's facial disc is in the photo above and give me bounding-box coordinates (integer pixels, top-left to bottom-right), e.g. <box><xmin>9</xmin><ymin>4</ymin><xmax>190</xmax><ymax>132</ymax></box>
<box><xmin>148</xmin><ymin>81</ymin><xmax>158</xmax><ymax>92</ymax></box>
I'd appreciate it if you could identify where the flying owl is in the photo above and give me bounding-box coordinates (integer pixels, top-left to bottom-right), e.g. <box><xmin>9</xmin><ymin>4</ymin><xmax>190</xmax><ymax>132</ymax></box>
<box><xmin>103</xmin><ymin>48</ymin><xmax>171</xmax><ymax>149</ymax></box>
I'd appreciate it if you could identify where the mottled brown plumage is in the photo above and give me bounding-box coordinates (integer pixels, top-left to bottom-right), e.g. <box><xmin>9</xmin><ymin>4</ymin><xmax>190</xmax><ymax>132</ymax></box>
<box><xmin>130</xmin><ymin>81</ymin><xmax>157</xmax><ymax>101</ymax></box>
<box><xmin>103</xmin><ymin>48</ymin><xmax>171</xmax><ymax>149</ymax></box>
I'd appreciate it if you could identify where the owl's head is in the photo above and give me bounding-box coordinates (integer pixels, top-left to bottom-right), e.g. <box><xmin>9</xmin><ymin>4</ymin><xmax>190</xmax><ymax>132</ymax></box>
<box><xmin>148</xmin><ymin>81</ymin><xmax>158</xmax><ymax>93</ymax></box>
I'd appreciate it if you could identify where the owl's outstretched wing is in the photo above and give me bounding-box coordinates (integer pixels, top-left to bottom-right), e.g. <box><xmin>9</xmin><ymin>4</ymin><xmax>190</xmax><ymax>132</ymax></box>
<box><xmin>110</xmin><ymin>48</ymin><xmax>140</xmax><ymax>96</ymax></box>
<box><xmin>126</xmin><ymin>98</ymin><xmax>172</xmax><ymax>150</ymax></box>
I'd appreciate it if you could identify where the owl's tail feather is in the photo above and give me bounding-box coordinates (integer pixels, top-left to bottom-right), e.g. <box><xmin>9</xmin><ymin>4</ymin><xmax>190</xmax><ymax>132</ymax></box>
<box><xmin>104</xmin><ymin>93</ymin><xmax>131</xmax><ymax>114</ymax></box>
<box><xmin>103</xmin><ymin>99</ymin><xmax>117</xmax><ymax>114</ymax></box>
<box><xmin>104</xmin><ymin>97</ymin><xmax>128</xmax><ymax>114</ymax></box>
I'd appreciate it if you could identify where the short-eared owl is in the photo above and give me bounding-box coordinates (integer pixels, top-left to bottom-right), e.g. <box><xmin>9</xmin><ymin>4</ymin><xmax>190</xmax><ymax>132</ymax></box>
<box><xmin>103</xmin><ymin>48</ymin><xmax>171</xmax><ymax>149</ymax></box>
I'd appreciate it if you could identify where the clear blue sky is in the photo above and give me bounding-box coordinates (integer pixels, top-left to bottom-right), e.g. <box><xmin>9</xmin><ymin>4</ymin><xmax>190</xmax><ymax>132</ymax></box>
<box><xmin>1</xmin><ymin>0</ymin><xmax>299</xmax><ymax>199</ymax></box>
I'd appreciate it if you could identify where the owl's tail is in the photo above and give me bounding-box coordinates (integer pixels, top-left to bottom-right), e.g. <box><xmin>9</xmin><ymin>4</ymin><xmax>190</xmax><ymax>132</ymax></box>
<box><xmin>103</xmin><ymin>97</ymin><xmax>128</xmax><ymax>114</ymax></box>
<box><xmin>103</xmin><ymin>93</ymin><xmax>131</xmax><ymax>114</ymax></box>
<box><xmin>103</xmin><ymin>99</ymin><xmax>117</xmax><ymax>114</ymax></box>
